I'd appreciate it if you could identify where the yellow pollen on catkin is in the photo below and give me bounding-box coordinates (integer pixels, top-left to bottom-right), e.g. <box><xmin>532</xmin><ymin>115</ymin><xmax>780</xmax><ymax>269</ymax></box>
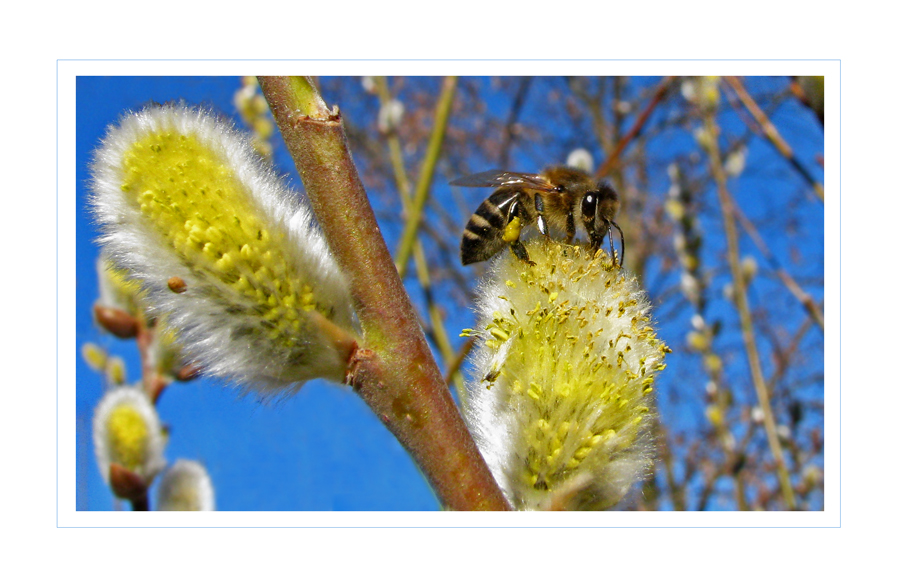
<box><xmin>106</xmin><ymin>404</ymin><xmax>149</xmax><ymax>471</ymax></box>
<box><xmin>466</xmin><ymin>241</ymin><xmax>668</xmax><ymax>511</ymax></box>
<box><xmin>120</xmin><ymin>132</ymin><xmax>319</xmax><ymax>348</ymax></box>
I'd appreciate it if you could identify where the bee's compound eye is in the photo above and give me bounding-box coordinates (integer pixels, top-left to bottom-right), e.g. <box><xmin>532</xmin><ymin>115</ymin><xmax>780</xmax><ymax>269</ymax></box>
<box><xmin>582</xmin><ymin>193</ymin><xmax>597</xmax><ymax>218</ymax></box>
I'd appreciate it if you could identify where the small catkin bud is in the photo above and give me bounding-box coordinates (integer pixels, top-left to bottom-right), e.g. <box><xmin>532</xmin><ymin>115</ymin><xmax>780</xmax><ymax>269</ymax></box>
<box><xmin>566</xmin><ymin>148</ymin><xmax>594</xmax><ymax>174</ymax></box>
<box><xmin>89</xmin><ymin>104</ymin><xmax>358</xmax><ymax>393</ymax></box>
<box><xmin>233</xmin><ymin>76</ymin><xmax>274</xmax><ymax>160</ymax></box>
<box><xmin>156</xmin><ymin>459</ymin><xmax>216</xmax><ymax>511</ymax></box>
<box><xmin>377</xmin><ymin>99</ymin><xmax>404</xmax><ymax>134</ymax></box>
<box><xmin>148</xmin><ymin>318</ymin><xmax>190</xmax><ymax>381</ymax></box>
<box><xmin>106</xmin><ymin>356</ymin><xmax>128</xmax><ymax>386</ymax></box>
<box><xmin>96</xmin><ymin>253</ymin><xmax>144</xmax><ymax>316</ymax></box>
<box><xmin>464</xmin><ymin>241</ymin><xmax>669</xmax><ymax>510</ymax></box>
<box><xmin>93</xmin><ymin>386</ymin><xmax>166</xmax><ymax>487</ymax></box>
<box><xmin>81</xmin><ymin>343</ymin><xmax>108</xmax><ymax>372</ymax></box>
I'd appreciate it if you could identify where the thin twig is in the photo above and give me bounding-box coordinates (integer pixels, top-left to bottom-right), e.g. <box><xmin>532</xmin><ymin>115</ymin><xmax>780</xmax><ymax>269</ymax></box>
<box><xmin>566</xmin><ymin>77</ymin><xmax>612</xmax><ymax>156</ymax></box>
<box><xmin>723</xmin><ymin>76</ymin><xmax>824</xmax><ymax>202</ymax></box>
<box><xmin>731</xmin><ymin>199</ymin><xmax>824</xmax><ymax>330</ymax></box>
<box><xmin>374</xmin><ymin>76</ymin><xmax>465</xmax><ymax>394</ymax></box>
<box><xmin>499</xmin><ymin>77</ymin><xmax>532</xmax><ymax>168</ymax></box>
<box><xmin>374</xmin><ymin>77</ymin><xmax>413</xmax><ymax>198</ymax></box>
<box><xmin>444</xmin><ymin>336</ymin><xmax>475</xmax><ymax>387</ymax></box>
<box><xmin>656</xmin><ymin>424</ymin><xmax>686</xmax><ymax>511</ymax></box>
<box><xmin>596</xmin><ymin>76</ymin><xmax>675</xmax><ymax>178</ymax></box>
<box><xmin>701</xmin><ymin>97</ymin><xmax>797</xmax><ymax>510</ymax></box>
<box><xmin>395</xmin><ymin>77</ymin><xmax>458</xmax><ymax>278</ymax></box>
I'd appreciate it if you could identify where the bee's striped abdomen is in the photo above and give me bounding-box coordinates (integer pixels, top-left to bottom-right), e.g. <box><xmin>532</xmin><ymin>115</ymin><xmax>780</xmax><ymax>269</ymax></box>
<box><xmin>460</xmin><ymin>189</ymin><xmax>523</xmax><ymax>265</ymax></box>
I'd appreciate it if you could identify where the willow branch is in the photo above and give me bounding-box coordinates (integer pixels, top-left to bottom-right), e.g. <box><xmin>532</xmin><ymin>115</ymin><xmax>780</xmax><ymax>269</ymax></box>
<box><xmin>596</xmin><ymin>76</ymin><xmax>675</xmax><ymax>177</ymax></box>
<box><xmin>394</xmin><ymin>76</ymin><xmax>458</xmax><ymax>278</ymax></box>
<box><xmin>567</xmin><ymin>77</ymin><xmax>612</xmax><ymax>156</ymax></box>
<box><xmin>723</xmin><ymin>76</ymin><xmax>824</xmax><ymax>202</ymax></box>
<box><xmin>731</xmin><ymin>198</ymin><xmax>824</xmax><ymax>331</ymax></box>
<box><xmin>258</xmin><ymin>76</ymin><xmax>509</xmax><ymax>511</ymax></box>
<box><xmin>499</xmin><ymin>76</ymin><xmax>532</xmax><ymax>168</ymax></box>
<box><xmin>656</xmin><ymin>423</ymin><xmax>686</xmax><ymax>511</ymax></box>
<box><xmin>374</xmin><ymin>77</ymin><xmax>413</xmax><ymax>198</ymax></box>
<box><xmin>701</xmin><ymin>102</ymin><xmax>797</xmax><ymax>510</ymax></box>
<box><xmin>374</xmin><ymin>77</ymin><xmax>461</xmax><ymax>384</ymax></box>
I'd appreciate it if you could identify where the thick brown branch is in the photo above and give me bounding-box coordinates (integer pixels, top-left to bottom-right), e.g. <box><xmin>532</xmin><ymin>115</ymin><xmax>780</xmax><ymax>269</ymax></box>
<box><xmin>258</xmin><ymin>76</ymin><xmax>510</xmax><ymax>511</ymax></box>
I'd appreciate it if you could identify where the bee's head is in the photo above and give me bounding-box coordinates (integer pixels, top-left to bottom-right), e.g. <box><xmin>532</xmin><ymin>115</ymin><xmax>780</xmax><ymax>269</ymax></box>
<box><xmin>585</xmin><ymin>182</ymin><xmax>620</xmax><ymax>219</ymax></box>
<box><xmin>582</xmin><ymin>181</ymin><xmax>624</xmax><ymax>266</ymax></box>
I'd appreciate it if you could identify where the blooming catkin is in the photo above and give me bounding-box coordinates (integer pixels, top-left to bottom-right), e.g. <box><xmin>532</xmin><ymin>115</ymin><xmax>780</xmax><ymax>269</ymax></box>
<box><xmin>464</xmin><ymin>241</ymin><xmax>669</xmax><ymax>510</ymax></box>
<box><xmin>90</xmin><ymin>104</ymin><xmax>357</xmax><ymax>392</ymax></box>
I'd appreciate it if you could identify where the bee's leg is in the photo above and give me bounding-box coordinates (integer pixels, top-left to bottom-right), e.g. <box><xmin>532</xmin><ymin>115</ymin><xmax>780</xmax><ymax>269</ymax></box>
<box><xmin>605</xmin><ymin>224</ymin><xmax>616</xmax><ymax>263</ymax></box>
<box><xmin>609</xmin><ymin>219</ymin><xmax>625</xmax><ymax>266</ymax></box>
<box><xmin>534</xmin><ymin>193</ymin><xmax>549</xmax><ymax>237</ymax></box>
<box><xmin>510</xmin><ymin>239</ymin><xmax>532</xmax><ymax>264</ymax></box>
<box><xmin>505</xmin><ymin>199</ymin><xmax>533</xmax><ymax>264</ymax></box>
<box><xmin>565</xmin><ymin>209</ymin><xmax>576</xmax><ymax>243</ymax></box>
<box><xmin>586</xmin><ymin>221</ymin><xmax>604</xmax><ymax>253</ymax></box>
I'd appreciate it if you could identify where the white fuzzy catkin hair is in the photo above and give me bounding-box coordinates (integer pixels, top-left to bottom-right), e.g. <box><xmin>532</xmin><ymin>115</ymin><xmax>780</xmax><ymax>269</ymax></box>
<box><xmin>90</xmin><ymin>104</ymin><xmax>357</xmax><ymax>393</ymax></box>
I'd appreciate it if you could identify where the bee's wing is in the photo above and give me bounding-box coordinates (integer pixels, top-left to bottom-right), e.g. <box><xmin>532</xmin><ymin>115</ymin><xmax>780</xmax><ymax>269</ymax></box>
<box><xmin>450</xmin><ymin>170</ymin><xmax>557</xmax><ymax>191</ymax></box>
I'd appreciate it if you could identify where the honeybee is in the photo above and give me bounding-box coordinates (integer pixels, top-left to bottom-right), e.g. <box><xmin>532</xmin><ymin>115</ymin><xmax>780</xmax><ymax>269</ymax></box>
<box><xmin>452</xmin><ymin>166</ymin><xmax>624</xmax><ymax>266</ymax></box>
